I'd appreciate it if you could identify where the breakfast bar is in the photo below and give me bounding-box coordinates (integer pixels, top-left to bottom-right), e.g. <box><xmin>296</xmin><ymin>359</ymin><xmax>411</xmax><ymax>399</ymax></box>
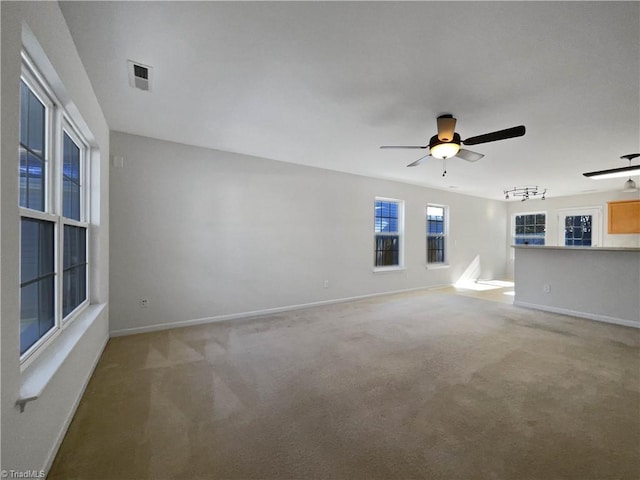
<box><xmin>512</xmin><ymin>245</ymin><xmax>640</xmax><ymax>328</ymax></box>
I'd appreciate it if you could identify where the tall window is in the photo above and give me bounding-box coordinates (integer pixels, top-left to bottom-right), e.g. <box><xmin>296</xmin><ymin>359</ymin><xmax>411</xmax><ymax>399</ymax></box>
<box><xmin>61</xmin><ymin>128</ymin><xmax>88</xmax><ymax>317</ymax></box>
<box><xmin>427</xmin><ymin>205</ymin><xmax>447</xmax><ymax>264</ymax></box>
<box><xmin>513</xmin><ymin>213</ymin><xmax>546</xmax><ymax>245</ymax></box>
<box><xmin>374</xmin><ymin>198</ymin><xmax>403</xmax><ymax>268</ymax></box>
<box><xmin>19</xmin><ymin>56</ymin><xmax>90</xmax><ymax>360</ymax></box>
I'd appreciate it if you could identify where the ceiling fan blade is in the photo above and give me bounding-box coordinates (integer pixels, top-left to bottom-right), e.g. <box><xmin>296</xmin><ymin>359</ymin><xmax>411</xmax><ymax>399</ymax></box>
<box><xmin>407</xmin><ymin>154</ymin><xmax>431</xmax><ymax>167</ymax></box>
<box><xmin>437</xmin><ymin>114</ymin><xmax>457</xmax><ymax>142</ymax></box>
<box><xmin>462</xmin><ymin>125</ymin><xmax>526</xmax><ymax>146</ymax></box>
<box><xmin>455</xmin><ymin>149</ymin><xmax>484</xmax><ymax>162</ymax></box>
<box><xmin>380</xmin><ymin>145</ymin><xmax>428</xmax><ymax>149</ymax></box>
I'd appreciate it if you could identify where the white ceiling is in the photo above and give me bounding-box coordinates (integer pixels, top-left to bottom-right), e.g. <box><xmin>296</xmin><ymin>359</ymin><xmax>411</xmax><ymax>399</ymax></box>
<box><xmin>59</xmin><ymin>1</ymin><xmax>640</xmax><ymax>201</ymax></box>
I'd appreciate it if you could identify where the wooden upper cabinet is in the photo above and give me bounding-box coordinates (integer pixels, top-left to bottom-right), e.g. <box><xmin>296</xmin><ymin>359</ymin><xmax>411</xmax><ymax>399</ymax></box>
<box><xmin>608</xmin><ymin>200</ymin><xmax>640</xmax><ymax>234</ymax></box>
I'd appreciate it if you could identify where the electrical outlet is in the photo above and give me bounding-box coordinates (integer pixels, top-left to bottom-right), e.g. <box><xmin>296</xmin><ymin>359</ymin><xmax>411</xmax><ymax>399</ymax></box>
<box><xmin>323</xmin><ymin>280</ymin><xmax>329</xmax><ymax>289</ymax></box>
<box><xmin>139</xmin><ymin>298</ymin><xmax>149</xmax><ymax>308</ymax></box>
<box><xmin>543</xmin><ymin>284</ymin><xmax>551</xmax><ymax>293</ymax></box>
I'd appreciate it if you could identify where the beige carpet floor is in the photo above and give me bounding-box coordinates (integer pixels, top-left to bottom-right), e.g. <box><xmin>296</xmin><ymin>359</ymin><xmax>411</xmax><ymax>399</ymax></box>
<box><xmin>48</xmin><ymin>288</ymin><xmax>640</xmax><ymax>480</ymax></box>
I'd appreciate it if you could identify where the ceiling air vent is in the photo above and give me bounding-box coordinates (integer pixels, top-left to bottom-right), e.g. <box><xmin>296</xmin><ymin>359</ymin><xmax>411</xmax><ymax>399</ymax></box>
<box><xmin>127</xmin><ymin>60</ymin><xmax>153</xmax><ymax>92</ymax></box>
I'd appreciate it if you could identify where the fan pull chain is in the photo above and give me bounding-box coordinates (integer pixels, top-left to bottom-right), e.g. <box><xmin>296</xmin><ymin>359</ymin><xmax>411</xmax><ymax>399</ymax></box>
<box><xmin>442</xmin><ymin>158</ymin><xmax>447</xmax><ymax>177</ymax></box>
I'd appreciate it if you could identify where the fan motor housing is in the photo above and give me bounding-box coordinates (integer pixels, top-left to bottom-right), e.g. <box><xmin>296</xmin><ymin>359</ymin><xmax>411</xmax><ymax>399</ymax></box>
<box><xmin>429</xmin><ymin>132</ymin><xmax>461</xmax><ymax>149</ymax></box>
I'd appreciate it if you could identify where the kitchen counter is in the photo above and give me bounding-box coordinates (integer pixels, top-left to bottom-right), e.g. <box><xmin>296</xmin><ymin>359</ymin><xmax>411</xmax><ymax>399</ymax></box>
<box><xmin>512</xmin><ymin>246</ymin><xmax>639</xmax><ymax>328</ymax></box>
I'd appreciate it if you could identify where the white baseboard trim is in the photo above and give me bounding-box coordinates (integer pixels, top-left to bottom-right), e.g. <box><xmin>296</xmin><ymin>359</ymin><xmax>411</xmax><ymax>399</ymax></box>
<box><xmin>514</xmin><ymin>301</ymin><xmax>640</xmax><ymax>329</ymax></box>
<box><xmin>110</xmin><ymin>284</ymin><xmax>452</xmax><ymax>337</ymax></box>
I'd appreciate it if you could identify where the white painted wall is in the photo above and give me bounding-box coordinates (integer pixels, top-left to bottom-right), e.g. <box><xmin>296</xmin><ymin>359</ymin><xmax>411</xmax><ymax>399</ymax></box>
<box><xmin>109</xmin><ymin>132</ymin><xmax>507</xmax><ymax>335</ymax></box>
<box><xmin>505</xmin><ymin>190</ymin><xmax>640</xmax><ymax>276</ymax></box>
<box><xmin>1</xmin><ymin>2</ymin><xmax>109</xmax><ymax>473</ymax></box>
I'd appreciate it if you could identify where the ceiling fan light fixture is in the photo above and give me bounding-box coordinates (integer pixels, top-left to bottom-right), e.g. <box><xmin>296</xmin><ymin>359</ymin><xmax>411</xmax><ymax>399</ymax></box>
<box><xmin>429</xmin><ymin>133</ymin><xmax>461</xmax><ymax>159</ymax></box>
<box><xmin>381</xmin><ymin>116</ymin><xmax>525</xmax><ymax>167</ymax></box>
<box><xmin>430</xmin><ymin>142</ymin><xmax>460</xmax><ymax>159</ymax></box>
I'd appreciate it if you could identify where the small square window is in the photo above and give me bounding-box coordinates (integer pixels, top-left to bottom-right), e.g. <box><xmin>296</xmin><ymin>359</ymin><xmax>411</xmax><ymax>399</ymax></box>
<box><xmin>513</xmin><ymin>213</ymin><xmax>546</xmax><ymax>246</ymax></box>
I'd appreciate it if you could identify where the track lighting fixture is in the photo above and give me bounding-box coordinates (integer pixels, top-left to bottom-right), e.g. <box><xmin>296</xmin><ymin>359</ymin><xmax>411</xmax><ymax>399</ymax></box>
<box><xmin>504</xmin><ymin>186</ymin><xmax>546</xmax><ymax>201</ymax></box>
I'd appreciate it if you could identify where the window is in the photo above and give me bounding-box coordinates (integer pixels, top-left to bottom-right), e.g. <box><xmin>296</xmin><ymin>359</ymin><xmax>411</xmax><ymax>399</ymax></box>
<box><xmin>558</xmin><ymin>207</ymin><xmax>602</xmax><ymax>247</ymax></box>
<box><xmin>513</xmin><ymin>213</ymin><xmax>546</xmax><ymax>245</ymax></box>
<box><xmin>374</xmin><ymin>198</ymin><xmax>403</xmax><ymax>268</ymax></box>
<box><xmin>19</xmin><ymin>55</ymin><xmax>90</xmax><ymax>360</ymax></box>
<box><xmin>427</xmin><ymin>205</ymin><xmax>447</xmax><ymax>264</ymax></box>
<box><xmin>564</xmin><ymin>215</ymin><xmax>592</xmax><ymax>246</ymax></box>
<box><xmin>61</xmin><ymin>126</ymin><xmax>89</xmax><ymax>317</ymax></box>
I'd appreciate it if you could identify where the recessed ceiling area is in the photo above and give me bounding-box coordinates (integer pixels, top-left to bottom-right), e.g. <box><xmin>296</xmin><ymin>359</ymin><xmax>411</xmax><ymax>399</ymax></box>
<box><xmin>59</xmin><ymin>1</ymin><xmax>640</xmax><ymax>200</ymax></box>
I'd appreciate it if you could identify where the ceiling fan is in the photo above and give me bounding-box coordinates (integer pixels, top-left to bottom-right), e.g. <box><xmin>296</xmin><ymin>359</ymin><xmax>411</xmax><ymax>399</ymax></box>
<box><xmin>380</xmin><ymin>114</ymin><xmax>526</xmax><ymax>169</ymax></box>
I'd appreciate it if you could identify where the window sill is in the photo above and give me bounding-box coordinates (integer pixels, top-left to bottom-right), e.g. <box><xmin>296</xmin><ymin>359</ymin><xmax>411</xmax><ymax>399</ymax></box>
<box><xmin>16</xmin><ymin>303</ymin><xmax>106</xmax><ymax>413</ymax></box>
<box><xmin>373</xmin><ymin>266</ymin><xmax>406</xmax><ymax>274</ymax></box>
<box><xmin>426</xmin><ymin>263</ymin><xmax>450</xmax><ymax>270</ymax></box>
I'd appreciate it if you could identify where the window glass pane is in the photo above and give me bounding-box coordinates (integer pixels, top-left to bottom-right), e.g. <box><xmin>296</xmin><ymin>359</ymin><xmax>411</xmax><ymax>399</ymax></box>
<box><xmin>27</xmin><ymin>89</ymin><xmax>45</xmax><ymax>156</ymax></box>
<box><xmin>38</xmin><ymin>277</ymin><xmax>55</xmax><ymax>336</ymax></box>
<box><xmin>375</xmin><ymin>235</ymin><xmax>399</xmax><ymax>267</ymax></box>
<box><xmin>63</xmin><ymin>226</ymin><xmax>87</xmax><ymax>317</ymax></box>
<box><xmin>564</xmin><ymin>215</ymin><xmax>592</xmax><ymax>246</ymax></box>
<box><xmin>63</xmin><ymin>225</ymin><xmax>86</xmax><ymax>269</ymax></box>
<box><xmin>21</xmin><ymin>219</ymin><xmax>39</xmax><ymax>283</ymax></box>
<box><xmin>19</xmin><ymin>81</ymin><xmax>46</xmax><ymax>212</ymax></box>
<box><xmin>63</xmin><ymin>266</ymin><xmax>87</xmax><ymax>317</ymax></box>
<box><xmin>63</xmin><ymin>178</ymin><xmax>81</xmax><ymax>220</ymax></box>
<box><xmin>20</xmin><ymin>219</ymin><xmax>55</xmax><ymax>354</ymax></box>
<box><xmin>21</xmin><ymin>219</ymin><xmax>54</xmax><ymax>283</ymax></box>
<box><xmin>375</xmin><ymin>200</ymin><xmax>399</xmax><ymax>233</ymax></box>
<box><xmin>20</xmin><ymin>81</ymin><xmax>29</xmax><ymax>146</ymax></box>
<box><xmin>26</xmin><ymin>153</ymin><xmax>45</xmax><ymax>211</ymax></box>
<box><xmin>62</xmin><ymin>132</ymin><xmax>81</xmax><ymax>220</ymax></box>
<box><xmin>19</xmin><ymin>147</ymin><xmax>28</xmax><ymax>207</ymax></box>
<box><xmin>63</xmin><ymin>133</ymin><xmax>81</xmax><ymax>181</ymax></box>
<box><xmin>427</xmin><ymin>206</ymin><xmax>443</xmax><ymax>217</ymax></box>
<box><xmin>514</xmin><ymin>213</ymin><xmax>545</xmax><ymax>246</ymax></box>
<box><xmin>427</xmin><ymin>236</ymin><xmax>445</xmax><ymax>263</ymax></box>
<box><xmin>20</xmin><ymin>282</ymin><xmax>40</xmax><ymax>354</ymax></box>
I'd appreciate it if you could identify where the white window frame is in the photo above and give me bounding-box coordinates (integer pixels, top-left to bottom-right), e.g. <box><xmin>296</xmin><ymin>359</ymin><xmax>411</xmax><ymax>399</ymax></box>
<box><xmin>373</xmin><ymin>196</ymin><xmax>404</xmax><ymax>272</ymax></box>
<box><xmin>426</xmin><ymin>203</ymin><xmax>449</xmax><ymax>269</ymax></box>
<box><xmin>60</xmin><ymin>118</ymin><xmax>90</xmax><ymax>323</ymax></box>
<box><xmin>19</xmin><ymin>52</ymin><xmax>91</xmax><ymax>366</ymax></box>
